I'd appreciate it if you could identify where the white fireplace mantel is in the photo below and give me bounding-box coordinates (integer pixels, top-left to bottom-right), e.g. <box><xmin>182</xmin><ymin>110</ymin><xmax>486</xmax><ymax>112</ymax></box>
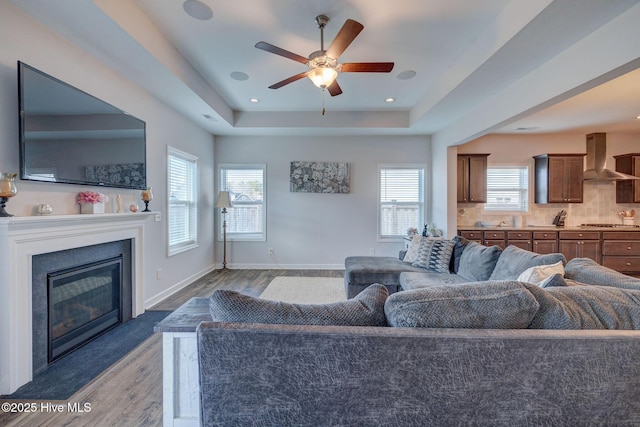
<box><xmin>0</xmin><ymin>213</ymin><xmax>153</xmax><ymax>394</ymax></box>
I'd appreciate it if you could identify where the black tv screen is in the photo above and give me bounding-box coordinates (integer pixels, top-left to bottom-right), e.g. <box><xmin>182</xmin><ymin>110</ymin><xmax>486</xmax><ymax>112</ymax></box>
<box><xmin>18</xmin><ymin>62</ymin><xmax>146</xmax><ymax>189</ymax></box>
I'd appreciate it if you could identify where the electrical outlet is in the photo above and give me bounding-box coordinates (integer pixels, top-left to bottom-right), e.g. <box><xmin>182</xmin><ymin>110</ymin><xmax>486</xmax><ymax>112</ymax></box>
<box><xmin>156</xmin><ymin>268</ymin><xmax>162</xmax><ymax>280</ymax></box>
<box><xmin>154</xmin><ymin>212</ymin><xmax>161</xmax><ymax>222</ymax></box>
<box><xmin>369</xmin><ymin>248</ymin><xmax>375</xmax><ymax>255</ymax></box>
<box><xmin>268</xmin><ymin>248</ymin><xmax>274</xmax><ymax>255</ymax></box>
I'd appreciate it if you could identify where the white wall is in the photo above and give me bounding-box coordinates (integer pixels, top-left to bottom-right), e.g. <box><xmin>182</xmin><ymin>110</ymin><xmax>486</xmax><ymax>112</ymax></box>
<box><xmin>457</xmin><ymin>133</ymin><xmax>640</xmax><ymax>227</ymax></box>
<box><xmin>215</xmin><ymin>135</ymin><xmax>431</xmax><ymax>269</ymax></box>
<box><xmin>0</xmin><ymin>2</ymin><xmax>215</xmax><ymax>307</ymax></box>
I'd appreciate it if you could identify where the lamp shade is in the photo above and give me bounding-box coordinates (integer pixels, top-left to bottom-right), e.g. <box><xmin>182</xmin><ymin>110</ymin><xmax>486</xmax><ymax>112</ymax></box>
<box><xmin>215</xmin><ymin>191</ymin><xmax>233</xmax><ymax>208</ymax></box>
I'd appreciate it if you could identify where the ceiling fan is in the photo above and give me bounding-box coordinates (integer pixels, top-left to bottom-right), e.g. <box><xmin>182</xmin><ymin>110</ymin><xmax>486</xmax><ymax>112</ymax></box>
<box><xmin>255</xmin><ymin>15</ymin><xmax>394</xmax><ymax>98</ymax></box>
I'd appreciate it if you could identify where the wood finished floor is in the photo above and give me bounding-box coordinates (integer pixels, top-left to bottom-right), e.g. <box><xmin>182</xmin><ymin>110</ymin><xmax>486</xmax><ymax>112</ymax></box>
<box><xmin>0</xmin><ymin>268</ymin><xmax>344</xmax><ymax>427</ymax></box>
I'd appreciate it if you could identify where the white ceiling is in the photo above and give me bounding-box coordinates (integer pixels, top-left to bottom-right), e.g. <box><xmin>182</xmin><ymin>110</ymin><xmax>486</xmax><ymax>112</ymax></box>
<box><xmin>11</xmin><ymin>0</ymin><xmax>640</xmax><ymax>140</ymax></box>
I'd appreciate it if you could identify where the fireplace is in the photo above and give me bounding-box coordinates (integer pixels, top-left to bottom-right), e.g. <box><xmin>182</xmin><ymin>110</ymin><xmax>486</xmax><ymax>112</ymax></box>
<box><xmin>48</xmin><ymin>256</ymin><xmax>123</xmax><ymax>362</ymax></box>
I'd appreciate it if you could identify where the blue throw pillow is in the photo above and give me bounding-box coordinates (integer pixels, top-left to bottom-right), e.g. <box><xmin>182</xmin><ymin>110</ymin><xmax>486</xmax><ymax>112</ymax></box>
<box><xmin>457</xmin><ymin>242</ymin><xmax>502</xmax><ymax>282</ymax></box>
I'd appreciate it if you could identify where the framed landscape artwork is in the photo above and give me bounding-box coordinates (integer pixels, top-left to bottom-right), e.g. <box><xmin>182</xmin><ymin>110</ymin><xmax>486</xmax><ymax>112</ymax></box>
<box><xmin>290</xmin><ymin>161</ymin><xmax>350</xmax><ymax>193</ymax></box>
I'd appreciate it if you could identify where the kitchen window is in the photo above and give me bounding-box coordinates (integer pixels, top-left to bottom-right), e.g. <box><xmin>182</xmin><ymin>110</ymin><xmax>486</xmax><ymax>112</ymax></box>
<box><xmin>484</xmin><ymin>165</ymin><xmax>529</xmax><ymax>212</ymax></box>
<box><xmin>378</xmin><ymin>164</ymin><xmax>425</xmax><ymax>240</ymax></box>
<box><xmin>219</xmin><ymin>164</ymin><xmax>266</xmax><ymax>241</ymax></box>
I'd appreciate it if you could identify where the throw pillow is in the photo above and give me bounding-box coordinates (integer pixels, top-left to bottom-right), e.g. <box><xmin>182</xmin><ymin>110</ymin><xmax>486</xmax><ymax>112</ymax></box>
<box><xmin>384</xmin><ymin>280</ymin><xmax>540</xmax><ymax>329</ymax></box>
<box><xmin>209</xmin><ymin>283</ymin><xmax>389</xmax><ymax>326</ymax></box>
<box><xmin>403</xmin><ymin>235</ymin><xmax>423</xmax><ymax>263</ymax></box>
<box><xmin>524</xmin><ymin>283</ymin><xmax>640</xmax><ymax>330</ymax></box>
<box><xmin>489</xmin><ymin>245</ymin><xmax>566</xmax><ymax>281</ymax></box>
<box><xmin>538</xmin><ymin>273</ymin><xmax>568</xmax><ymax>288</ymax></box>
<box><xmin>449</xmin><ymin>235</ymin><xmax>470</xmax><ymax>273</ymax></box>
<box><xmin>412</xmin><ymin>238</ymin><xmax>455</xmax><ymax>274</ymax></box>
<box><xmin>517</xmin><ymin>261</ymin><xmax>565</xmax><ymax>285</ymax></box>
<box><xmin>565</xmin><ymin>257</ymin><xmax>640</xmax><ymax>290</ymax></box>
<box><xmin>456</xmin><ymin>242</ymin><xmax>503</xmax><ymax>282</ymax></box>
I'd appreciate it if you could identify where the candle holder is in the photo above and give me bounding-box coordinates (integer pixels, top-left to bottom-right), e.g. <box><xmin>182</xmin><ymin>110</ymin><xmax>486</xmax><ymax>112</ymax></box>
<box><xmin>141</xmin><ymin>187</ymin><xmax>153</xmax><ymax>212</ymax></box>
<box><xmin>0</xmin><ymin>173</ymin><xmax>18</xmax><ymax>217</ymax></box>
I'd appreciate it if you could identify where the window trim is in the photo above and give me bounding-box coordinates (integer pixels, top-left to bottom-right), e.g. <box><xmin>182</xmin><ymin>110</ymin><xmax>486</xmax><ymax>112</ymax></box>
<box><xmin>377</xmin><ymin>163</ymin><xmax>426</xmax><ymax>242</ymax></box>
<box><xmin>482</xmin><ymin>163</ymin><xmax>531</xmax><ymax>214</ymax></box>
<box><xmin>167</xmin><ymin>146</ymin><xmax>199</xmax><ymax>257</ymax></box>
<box><xmin>218</xmin><ymin>163</ymin><xmax>267</xmax><ymax>242</ymax></box>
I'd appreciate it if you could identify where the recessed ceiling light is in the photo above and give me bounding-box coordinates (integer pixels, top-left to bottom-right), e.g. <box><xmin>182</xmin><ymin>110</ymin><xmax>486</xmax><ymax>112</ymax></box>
<box><xmin>230</xmin><ymin>71</ymin><xmax>249</xmax><ymax>81</ymax></box>
<box><xmin>250</xmin><ymin>98</ymin><xmax>259</xmax><ymax>103</ymax></box>
<box><xmin>385</xmin><ymin>97</ymin><xmax>395</xmax><ymax>103</ymax></box>
<box><xmin>183</xmin><ymin>0</ymin><xmax>213</xmax><ymax>21</ymax></box>
<box><xmin>396</xmin><ymin>70</ymin><xmax>416</xmax><ymax>80</ymax></box>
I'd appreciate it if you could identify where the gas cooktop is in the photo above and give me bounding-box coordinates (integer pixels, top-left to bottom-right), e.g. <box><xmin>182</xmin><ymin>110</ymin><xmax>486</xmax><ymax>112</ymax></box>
<box><xmin>580</xmin><ymin>223</ymin><xmax>640</xmax><ymax>228</ymax></box>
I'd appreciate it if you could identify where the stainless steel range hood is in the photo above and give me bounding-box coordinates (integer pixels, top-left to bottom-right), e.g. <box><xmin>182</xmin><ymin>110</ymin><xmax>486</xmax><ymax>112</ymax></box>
<box><xmin>583</xmin><ymin>133</ymin><xmax>640</xmax><ymax>181</ymax></box>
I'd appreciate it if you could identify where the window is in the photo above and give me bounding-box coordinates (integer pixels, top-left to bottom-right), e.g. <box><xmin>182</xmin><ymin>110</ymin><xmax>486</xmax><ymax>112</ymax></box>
<box><xmin>485</xmin><ymin>166</ymin><xmax>529</xmax><ymax>212</ymax></box>
<box><xmin>167</xmin><ymin>147</ymin><xmax>198</xmax><ymax>255</ymax></box>
<box><xmin>378</xmin><ymin>165</ymin><xmax>425</xmax><ymax>240</ymax></box>
<box><xmin>219</xmin><ymin>164</ymin><xmax>266</xmax><ymax>241</ymax></box>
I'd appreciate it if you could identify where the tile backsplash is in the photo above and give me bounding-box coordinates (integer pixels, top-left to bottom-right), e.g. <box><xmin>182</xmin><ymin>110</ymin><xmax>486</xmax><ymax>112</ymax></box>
<box><xmin>458</xmin><ymin>182</ymin><xmax>638</xmax><ymax>227</ymax></box>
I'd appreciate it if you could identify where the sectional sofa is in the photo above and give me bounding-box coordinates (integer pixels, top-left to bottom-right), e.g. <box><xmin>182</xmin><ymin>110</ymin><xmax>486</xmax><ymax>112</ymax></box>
<box><xmin>196</xmin><ymin>237</ymin><xmax>640</xmax><ymax>425</ymax></box>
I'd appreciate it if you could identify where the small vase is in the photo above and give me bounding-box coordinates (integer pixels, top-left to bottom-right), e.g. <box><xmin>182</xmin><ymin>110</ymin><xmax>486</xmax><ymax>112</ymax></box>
<box><xmin>81</xmin><ymin>202</ymin><xmax>104</xmax><ymax>214</ymax></box>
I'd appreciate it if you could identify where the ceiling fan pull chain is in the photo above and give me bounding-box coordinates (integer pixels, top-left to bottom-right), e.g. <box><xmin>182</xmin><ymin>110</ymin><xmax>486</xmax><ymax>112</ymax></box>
<box><xmin>322</xmin><ymin>89</ymin><xmax>326</xmax><ymax>115</ymax></box>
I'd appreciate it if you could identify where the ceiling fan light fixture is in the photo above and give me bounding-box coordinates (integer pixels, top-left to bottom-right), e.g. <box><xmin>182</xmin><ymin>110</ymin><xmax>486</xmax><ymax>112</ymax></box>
<box><xmin>308</xmin><ymin>67</ymin><xmax>338</xmax><ymax>89</ymax></box>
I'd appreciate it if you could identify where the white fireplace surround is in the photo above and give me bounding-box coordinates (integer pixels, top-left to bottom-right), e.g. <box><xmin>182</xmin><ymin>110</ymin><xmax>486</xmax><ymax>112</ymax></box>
<box><xmin>0</xmin><ymin>213</ymin><xmax>152</xmax><ymax>395</ymax></box>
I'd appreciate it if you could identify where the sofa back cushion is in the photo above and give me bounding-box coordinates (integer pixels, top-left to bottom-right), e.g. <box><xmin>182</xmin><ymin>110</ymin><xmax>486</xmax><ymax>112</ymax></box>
<box><xmin>457</xmin><ymin>241</ymin><xmax>502</xmax><ymax>282</ymax></box>
<box><xmin>384</xmin><ymin>280</ymin><xmax>539</xmax><ymax>329</ymax></box>
<box><xmin>489</xmin><ymin>245</ymin><xmax>565</xmax><ymax>281</ymax></box>
<box><xmin>524</xmin><ymin>283</ymin><xmax>640</xmax><ymax>329</ymax></box>
<box><xmin>565</xmin><ymin>257</ymin><xmax>640</xmax><ymax>290</ymax></box>
<box><xmin>210</xmin><ymin>283</ymin><xmax>389</xmax><ymax>326</ymax></box>
<box><xmin>449</xmin><ymin>235</ymin><xmax>470</xmax><ymax>273</ymax></box>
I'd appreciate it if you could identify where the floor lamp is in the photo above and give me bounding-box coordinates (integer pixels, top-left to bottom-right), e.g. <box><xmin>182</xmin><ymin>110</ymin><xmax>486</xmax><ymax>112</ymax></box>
<box><xmin>215</xmin><ymin>191</ymin><xmax>233</xmax><ymax>269</ymax></box>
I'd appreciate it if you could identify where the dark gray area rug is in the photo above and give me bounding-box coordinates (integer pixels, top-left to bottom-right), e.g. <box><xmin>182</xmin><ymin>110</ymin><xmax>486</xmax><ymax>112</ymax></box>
<box><xmin>2</xmin><ymin>310</ymin><xmax>170</xmax><ymax>400</ymax></box>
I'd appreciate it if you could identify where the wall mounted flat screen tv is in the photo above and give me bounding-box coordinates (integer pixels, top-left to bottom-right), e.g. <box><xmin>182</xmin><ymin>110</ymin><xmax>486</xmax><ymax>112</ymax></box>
<box><xmin>18</xmin><ymin>62</ymin><xmax>147</xmax><ymax>190</ymax></box>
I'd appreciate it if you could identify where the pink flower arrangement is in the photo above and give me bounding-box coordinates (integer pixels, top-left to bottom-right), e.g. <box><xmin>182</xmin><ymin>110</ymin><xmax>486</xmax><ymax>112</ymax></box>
<box><xmin>77</xmin><ymin>191</ymin><xmax>108</xmax><ymax>205</ymax></box>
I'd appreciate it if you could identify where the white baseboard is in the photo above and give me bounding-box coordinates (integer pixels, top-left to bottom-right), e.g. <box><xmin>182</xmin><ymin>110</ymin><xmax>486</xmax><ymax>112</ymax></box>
<box><xmin>144</xmin><ymin>264</ymin><xmax>216</xmax><ymax>308</ymax></box>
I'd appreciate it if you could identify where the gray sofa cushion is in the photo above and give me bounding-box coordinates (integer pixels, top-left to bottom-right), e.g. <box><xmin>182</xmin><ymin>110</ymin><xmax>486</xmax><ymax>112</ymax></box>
<box><xmin>525</xmin><ymin>283</ymin><xmax>640</xmax><ymax>329</ymax></box>
<box><xmin>489</xmin><ymin>245</ymin><xmax>566</xmax><ymax>281</ymax></box>
<box><xmin>399</xmin><ymin>271</ymin><xmax>468</xmax><ymax>291</ymax></box>
<box><xmin>210</xmin><ymin>283</ymin><xmax>389</xmax><ymax>326</ymax></box>
<box><xmin>385</xmin><ymin>281</ymin><xmax>539</xmax><ymax>329</ymax></box>
<box><xmin>345</xmin><ymin>256</ymin><xmax>427</xmax><ymax>286</ymax></box>
<box><xmin>565</xmin><ymin>257</ymin><xmax>640</xmax><ymax>290</ymax></box>
<box><xmin>538</xmin><ymin>273</ymin><xmax>568</xmax><ymax>288</ymax></box>
<box><xmin>457</xmin><ymin>242</ymin><xmax>502</xmax><ymax>282</ymax></box>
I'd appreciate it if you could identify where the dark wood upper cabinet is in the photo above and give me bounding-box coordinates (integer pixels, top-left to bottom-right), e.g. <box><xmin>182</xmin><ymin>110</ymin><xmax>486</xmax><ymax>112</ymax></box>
<box><xmin>457</xmin><ymin>154</ymin><xmax>488</xmax><ymax>203</ymax></box>
<box><xmin>534</xmin><ymin>154</ymin><xmax>586</xmax><ymax>204</ymax></box>
<box><xmin>614</xmin><ymin>153</ymin><xmax>640</xmax><ymax>203</ymax></box>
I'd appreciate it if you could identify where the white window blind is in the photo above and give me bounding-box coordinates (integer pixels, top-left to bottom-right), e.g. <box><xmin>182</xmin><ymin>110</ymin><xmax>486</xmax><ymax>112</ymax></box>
<box><xmin>219</xmin><ymin>165</ymin><xmax>266</xmax><ymax>241</ymax></box>
<box><xmin>168</xmin><ymin>147</ymin><xmax>198</xmax><ymax>255</ymax></box>
<box><xmin>485</xmin><ymin>166</ymin><xmax>529</xmax><ymax>212</ymax></box>
<box><xmin>379</xmin><ymin>166</ymin><xmax>424</xmax><ymax>239</ymax></box>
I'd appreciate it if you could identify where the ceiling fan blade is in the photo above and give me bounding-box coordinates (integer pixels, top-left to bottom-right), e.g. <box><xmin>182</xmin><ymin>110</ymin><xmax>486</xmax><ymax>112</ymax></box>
<box><xmin>327</xmin><ymin>80</ymin><xmax>343</xmax><ymax>96</ymax></box>
<box><xmin>325</xmin><ymin>19</ymin><xmax>364</xmax><ymax>59</ymax></box>
<box><xmin>255</xmin><ymin>41</ymin><xmax>308</xmax><ymax>64</ymax></box>
<box><xmin>268</xmin><ymin>72</ymin><xmax>309</xmax><ymax>89</ymax></box>
<box><xmin>341</xmin><ymin>62</ymin><xmax>395</xmax><ymax>73</ymax></box>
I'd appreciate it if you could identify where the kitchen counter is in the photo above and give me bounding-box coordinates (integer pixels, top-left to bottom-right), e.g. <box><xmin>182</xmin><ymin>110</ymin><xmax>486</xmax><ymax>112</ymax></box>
<box><xmin>458</xmin><ymin>225</ymin><xmax>639</xmax><ymax>231</ymax></box>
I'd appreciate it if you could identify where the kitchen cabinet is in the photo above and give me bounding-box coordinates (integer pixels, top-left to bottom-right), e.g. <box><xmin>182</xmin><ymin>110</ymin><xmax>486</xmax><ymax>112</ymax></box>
<box><xmin>459</xmin><ymin>230</ymin><xmax>483</xmax><ymax>243</ymax></box>
<box><xmin>601</xmin><ymin>231</ymin><xmax>640</xmax><ymax>275</ymax></box>
<box><xmin>534</xmin><ymin>154</ymin><xmax>586</xmax><ymax>204</ymax></box>
<box><xmin>559</xmin><ymin>231</ymin><xmax>601</xmax><ymax>263</ymax></box>
<box><xmin>484</xmin><ymin>231</ymin><xmax>506</xmax><ymax>248</ymax></box>
<box><xmin>532</xmin><ymin>231</ymin><xmax>558</xmax><ymax>254</ymax></box>
<box><xmin>614</xmin><ymin>153</ymin><xmax>640</xmax><ymax>203</ymax></box>
<box><xmin>457</xmin><ymin>154</ymin><xmax>489</xmax><ymax>203</ymax></box>
<box><xmin>507</xmin><ymin>231</ymin><xmax>532</xmax><ymax>251</ymax></box>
